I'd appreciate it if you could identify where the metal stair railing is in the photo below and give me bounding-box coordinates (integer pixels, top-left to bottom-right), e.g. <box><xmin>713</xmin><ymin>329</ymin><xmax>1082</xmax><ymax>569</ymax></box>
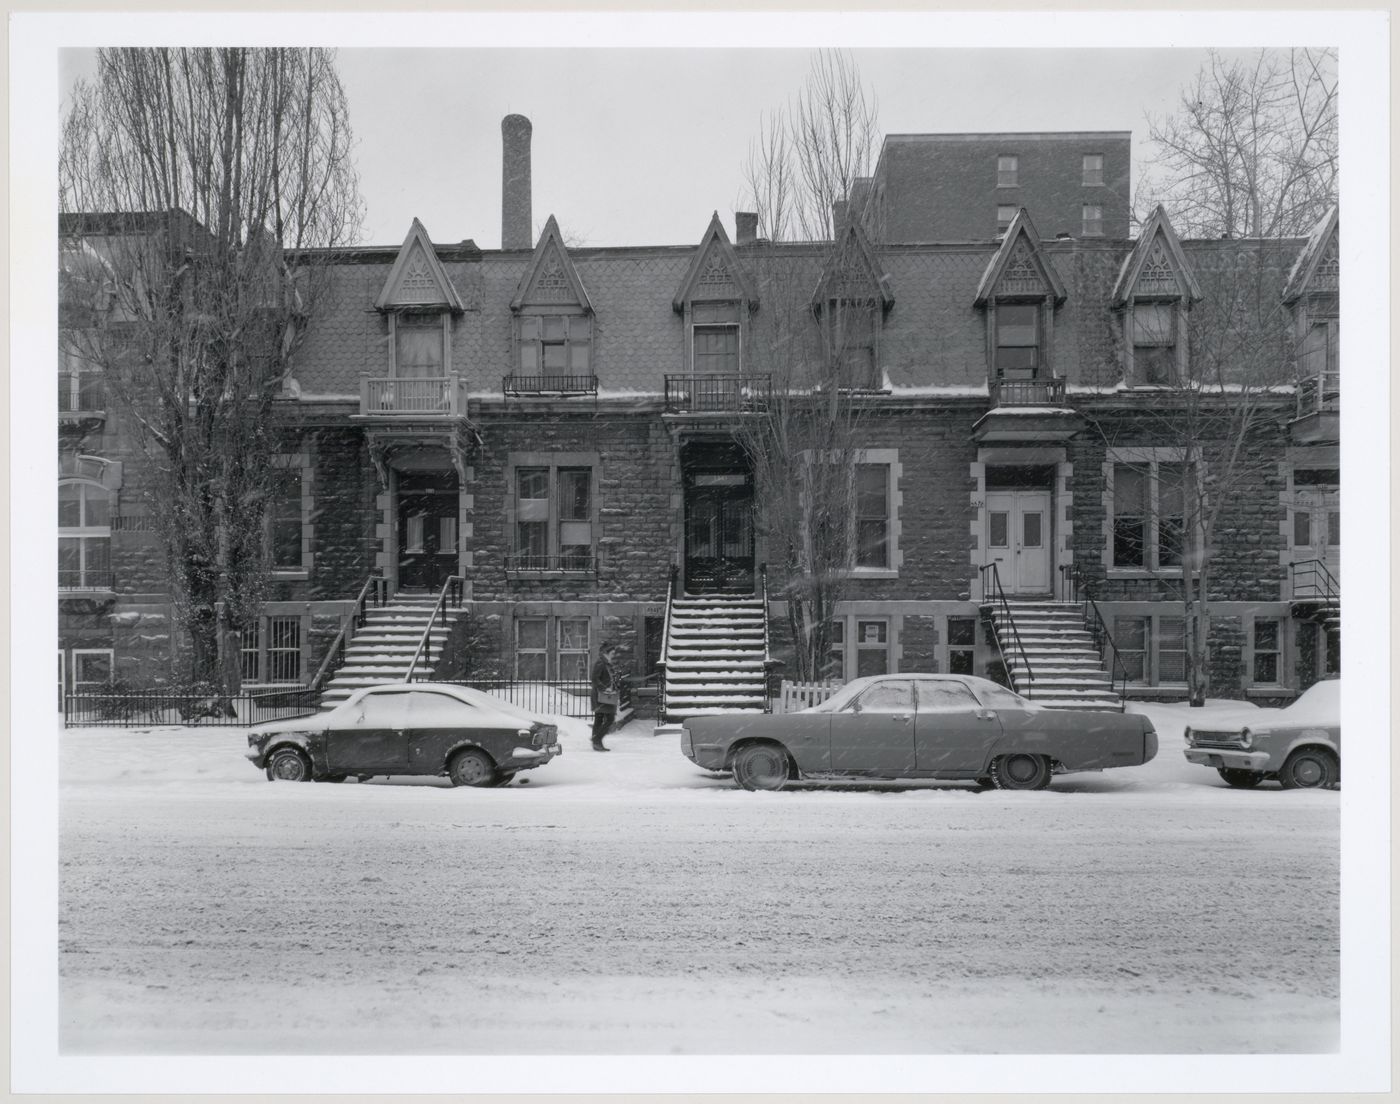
<box><xmin>657</xmin><ymin>565</ymin><xmax>678</xmax><ymax>721</ymax></box>
<box><xmin>1290</xmin><ymin>558</ymin><xmax>1340</xmax><ymax>610</ymax></box>
<box><xmin>309</xmin><ymin>573</ymin><xmax>387</xmax><ymax>695</ymax></box>
<box><xmin>405</xmin><ymin>576</ymin><xmax>466</xmax><ymax>684</ymax></box>
<box><xmin>979</xmin><ymin>562</ymin><xmax>1035</xmax><ymax>693</ymax></box>
<box><xmin>1071</xmin><ymin>569</ymin><xmax>1129</xmax><ymax>712</ymax></box>
<box><xmin>760</xmin><ymin>563</ymin><xmax>773</xmax><ymax>713</ymax></box>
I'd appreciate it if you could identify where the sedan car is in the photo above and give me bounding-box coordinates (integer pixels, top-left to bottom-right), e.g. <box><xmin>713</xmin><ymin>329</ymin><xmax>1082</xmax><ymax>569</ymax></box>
<box><xmin>246</xmin><ymin>683</ymin><xmax>563</xmax><ymax>786</ymax></box>
<box><xmin>681</xmin><ymin>674</ymin><xmax>1158</xmax><ymax>791</ymax></box>
<box><xmin>1183</xmin><ymin>678</ymin><xmax>1340</xmax><ymax>789</ymax></box>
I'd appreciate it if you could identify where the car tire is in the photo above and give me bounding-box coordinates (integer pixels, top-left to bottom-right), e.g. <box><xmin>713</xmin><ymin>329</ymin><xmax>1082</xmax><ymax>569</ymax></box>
<box><xmin>1278</xmin><ymin>748</ymin><xmax>1339</xmax><ymax>790</ymax></box>
<box><xmin>265</xmin><ymin>747</ymin><xmax>311</xmax><ymax>783</ymax></box>
<box><xmin>990</xmin><ymin>753</ymin><xmax>1052</xmax><ymax>791</ymax></box>
<box><xmin>1217</xmin><ymin>767</ymin><xmax>1265</xmax><ymax>789</ymax></box>
<box><xmin>448</xmin><ymin>747</ymin><xmax>497</xmax><ymax>788</ymax></box>
<box><xmin>490</xmin><ymin>771</ymin><xmax>517</xmax><ymax>787</ymax></box>
<box><xmin>732</xmin><ymin>743</ymin><xmax>792</xmax><ymax>792</ymax></box>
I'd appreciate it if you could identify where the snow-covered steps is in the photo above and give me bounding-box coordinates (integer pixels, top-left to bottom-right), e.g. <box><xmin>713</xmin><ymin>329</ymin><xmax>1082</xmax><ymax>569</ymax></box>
<box><xmin>319</xmin><ymin>594</ymin><xmax>467</xmax><ymax>709</ymax></box>
<box><xmin>662</xmin><ymin>593</ymin><xmax>771</xmax><ymax>722</ymax></box>
<box><xmin>982</xmin><ymin>600</ymin><xmax>1124</xmax><ymax>712</ymax></box>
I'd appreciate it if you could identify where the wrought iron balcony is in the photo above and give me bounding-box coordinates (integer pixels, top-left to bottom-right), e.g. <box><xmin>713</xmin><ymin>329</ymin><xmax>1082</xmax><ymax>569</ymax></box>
<box><xmin>59</xmin><ymin>569</ymin><xmax>115</xmax><ymax>592</ymax></box>
<box><xmin>58</xmin><ymin>372</ymin><xmax>106</xmax><ymax>419</ymax></box>
<box><xmin>664</xmin><ymin>374</ymin><xmax>772</xmax><ymax>415</ymax></box>
<box><xmin>989</xmin><ymin>376</ymin><xmax>1067</xmax><ymax>407</ymax></box>
<box><xmin>359</xmin><ymin>374</ymin><xmax>469</xmax><ymax>417</ymax></box>
<box><xmin>505</xmin><ymin>551</ymin><xmax>596</xmax><ymax>574</ymax></box>
<box><xmin>1297</xmin><ymin>373</ymin><xmax>1339</xmax><ymax>417</ymax></box>
<box><xmin>502</xmin><ymin>374</ymin><xmax>599</xmax><ymax>398</ymax></box>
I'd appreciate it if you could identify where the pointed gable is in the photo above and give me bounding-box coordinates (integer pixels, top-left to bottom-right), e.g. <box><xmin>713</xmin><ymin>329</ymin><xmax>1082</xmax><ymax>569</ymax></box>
<box><xmin>1283</xmin><ymin>206</ymin><xmax>1339</xmax><ymax>303</ymax></box>
<box><xmin>510</xmin><ymin>215</ymin><xmax>593</xmax><ymax>312</ymax></box>
<box><xmin>673</xmin><ymin>212</ymin><xmax>756</xmax><ymax>311</ymax></box>
<box><xmin>374</xmin><ymin>218</ymin><xmax>463</xmax><ymax>312</ymax></box>
<box><xmin>1111</xmin><ymin>205</ymin><xmax>1202</xmax><ymax>306</ymax></box>
<box><xmin>813</xmin><ymin>220</ymin><xmax>894</xmax><ymax>310</ymax></box>
<box><xmin>973</xmin><ymin>210</ymin><xmax>1065</xmax><ymax>307</ymax></box>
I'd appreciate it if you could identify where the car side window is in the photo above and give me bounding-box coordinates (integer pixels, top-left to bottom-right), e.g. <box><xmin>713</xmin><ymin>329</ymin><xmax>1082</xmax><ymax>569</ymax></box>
<box><xmin>356</xmin><ymin>693</ymin><xmax>409</xmax><ymax>728</ymax></box>
<box><xmin>972</xmin><ymin>684</ymin><xmax>1030</xmax><ymax>711</ymax></box>
<box><xmin>405</xmin><ymin>691</ymin><xmax>477</xmax><ymax>725</ymax></box>
<box><xmin>916</xmin><ymin>682</ymin><xmax>981</xmax><ymax>711</ymax></box>
<box><xmin>854</xmin><ymin>681</ymin><xmax>915</xmax><ymax>714</ymax></box>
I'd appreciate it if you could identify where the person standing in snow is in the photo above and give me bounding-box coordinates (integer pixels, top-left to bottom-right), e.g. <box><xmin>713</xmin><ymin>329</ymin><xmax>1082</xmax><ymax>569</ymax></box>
<box><xmin>590</xmin><ymin>642</ymin><xmax>620</xmax><ymax>752</ymax></box>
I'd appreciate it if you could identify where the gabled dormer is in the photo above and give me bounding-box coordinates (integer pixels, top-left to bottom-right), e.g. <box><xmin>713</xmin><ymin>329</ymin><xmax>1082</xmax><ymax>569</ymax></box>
<box><xmin>812</xmin><ymin>220</ymin><xmax>894</xmax><ymax>389</ymax></box>
<box><xmin>673</xmin><ymin>214</ymin><xmax>757</xmax><ymax>380</ymax></box>
<box><xmin>973</xmin><ymin>210</ymin><xmax>1066</xmax><ymax>391</ymax></box>
<box><xmin>507</xmin><ymin>216</ymin><xmax>595</xmax><ymax>395</ymax></box>
<box><xmin>1283</xmin><ymin>206</ymin><xmax>1339</xmax><ymax>441</ymax></box>
<box><xmin>1111</xmin><ymin>206</ymin><xmax>1202</xmax><ymax>386</ymax></box>
<box><xmin>374</xmin><ymin>219</ymin><xmax>462</xmax><ymax>381</ymax></box>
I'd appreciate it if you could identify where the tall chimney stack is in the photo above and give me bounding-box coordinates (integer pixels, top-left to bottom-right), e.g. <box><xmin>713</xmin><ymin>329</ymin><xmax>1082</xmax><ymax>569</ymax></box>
<box><xmin>735</xmin><ymin>211</ymin><xmax>758</xmax><ymax>245</ymax></box>
<box><xmin>501</xmin><ymin>114</ymin><xmax>533</xmax><ymax>251</ymax></box>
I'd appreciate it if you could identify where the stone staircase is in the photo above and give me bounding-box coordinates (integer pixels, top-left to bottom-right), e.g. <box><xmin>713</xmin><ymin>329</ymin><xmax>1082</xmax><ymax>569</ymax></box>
<box><xmin>662</xmin><ymin>594</ymin><xmax>770</xmax><ymax>721</ymax></box>
<box><xmin>319</xmin><ymin>594</ymin><xmax>460</xmax><ymax>709</ymax></box>
<box><xmin>1291</xmin><ymin>596</ymin><xmax>1341</xmax><ymax>635</ymax></box>
<box><xmin>983</xmin><ymin>600</ymin><xmax>1123</xmax><ymax>711</ymax></box>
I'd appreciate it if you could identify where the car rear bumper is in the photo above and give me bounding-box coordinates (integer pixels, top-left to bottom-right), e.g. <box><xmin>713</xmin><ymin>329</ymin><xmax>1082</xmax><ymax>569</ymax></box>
<box><xmin>1184</xmin><ymin>748</ymin><xmax>1271</xmax><ymax>771</ymax></box>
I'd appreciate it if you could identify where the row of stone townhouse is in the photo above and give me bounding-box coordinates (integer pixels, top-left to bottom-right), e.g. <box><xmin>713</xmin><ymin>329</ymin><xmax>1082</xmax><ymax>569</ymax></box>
<box><xmin>57</xmin><ymin>120</ymin><xmax>1340</xmax><ymax>718</ymax></box>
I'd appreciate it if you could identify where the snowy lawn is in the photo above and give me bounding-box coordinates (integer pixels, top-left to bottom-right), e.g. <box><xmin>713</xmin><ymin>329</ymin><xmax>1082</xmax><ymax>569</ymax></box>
<box><xmin>56</xmin><ymin>699</ymin><xmax>1339</xmax><ymax>1060</ymax></box>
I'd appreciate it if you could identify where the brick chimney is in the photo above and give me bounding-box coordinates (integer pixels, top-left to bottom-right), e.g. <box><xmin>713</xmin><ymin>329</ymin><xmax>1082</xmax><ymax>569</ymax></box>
<box><xmin>501</xmin><ymin>114</ymin><xmax>533</xmax><ymax>251</ymax></box>
<box><xmin>735</xmin><ymin>211</ymin><xmax>758</xmax><ymax>245</ymax></box>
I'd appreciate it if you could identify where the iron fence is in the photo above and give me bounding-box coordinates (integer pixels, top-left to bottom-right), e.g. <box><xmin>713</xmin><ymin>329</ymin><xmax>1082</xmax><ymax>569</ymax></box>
<box><xmin>502</xmin><ymin>374</ymin><xmax>599</xmax><ymax>397</ymax></box>
<box><xmin>664</xmin><ymin>374</ymin><xmax>772</xmax><ymax>414</ymax></box>
<box><xmin>430</xmin><ymin>678</ymin><xmax>633</xmax><ymax>718</ymax></box>
<box><xmin>64</xmin><ymin>687</ymin><xmax>320</xmax><ymax>728</ymax></box>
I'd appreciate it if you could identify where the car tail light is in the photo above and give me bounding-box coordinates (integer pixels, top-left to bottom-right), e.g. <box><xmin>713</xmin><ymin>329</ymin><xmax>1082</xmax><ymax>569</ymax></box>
<box><xmin>532</xmin><ymin>724</ymin><xmax>557</xmax><ymax>748</ymax></box>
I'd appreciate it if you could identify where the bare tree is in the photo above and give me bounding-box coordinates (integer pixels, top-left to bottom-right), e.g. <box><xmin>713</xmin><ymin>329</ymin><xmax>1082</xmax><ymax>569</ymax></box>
<box><xmin>736</xmin><ymin>51</ymin><xmax>885</xmax><ymax>682</ymax></box>
<box><xmin>741</xmin><ymin>50</ymin><xmax>880</xmax><ymax>242</ymax></box>
<box><xmin>1138</xmin><ymin>48</ymin><xmax>1337</xmax><ymax>238</ymax></box>
<box><xmin>60</xmin><ymin>47</ymin><xmax>363</xmax><ymax>691</ymax></box>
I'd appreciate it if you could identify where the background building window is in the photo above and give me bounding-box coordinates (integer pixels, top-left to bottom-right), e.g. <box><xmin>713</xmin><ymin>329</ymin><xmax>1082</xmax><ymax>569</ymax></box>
<box><xmin>394</xmin><ymin>314</ymin><xmax>445</xmax><ymax>375</ymax></box>
<box><xmin>516</xmin><ymin>618</ymin><xmax>548</xmax><ymax>679</ymax></box>
<box><xmin>994</xmin><ymin>302</ymin><xmax>1040</xmax><ymax>379</ymax></box>
<box><xmin>71</xmin><ymin>649</ymin><xmax>114</xmax><ymax>694</ymax></box>
<box><xmin>855</xmin><ymin>619</ymin><xmax>890</xmax><ymax>677</ymax></box>
<box><xmin>1115</xmin><ymin>617</ymin><xmax>1147</xmax><ymax>682</ymax></box>
<box><xmin>947</xmin><ymin>616</ymin><xmax>977</xmax><ymax>675</ymax></box>
<box><xmin>515</xmin><ymin>615</ymin><xmax>592</xmax><ymax>681</ymax></box>
<box><xmin>996</xmin><ymin>205</ymin><xmax>1017</xmax><ymax>234</ymax></box>
<box><xmin>1133</xmin><ymin>302</ymin><xmax>1177</xmax><ymax>384</ymax></box>
<box><xmin>1157</xmin><ymin>617</ymin><xmax>1187</xmax><ymax>684</ymax></box>
<box><xmin>513</xmin><ymin>464</ymin><xmax>594</xmax><ymax>571</ymax></box>
<box><xmin>58</xmin><ymin>480</ymin><xmax>111</xmax><ymax>589</ymax></box>
<box><xmin>692</xmin><ymin>302</ymin><xmax>740</xmax><ymax>374</ymax></box>
<box><xmin>854</xmin><ymin>463</ymin><xmax>890</xmax><ymax>569</ymax></box>
<box><xmin>997</xmin><ymin>155</ymin><xmax>1018</xmax><ymax>188</ymax></box>
<box><xmin>1082</xmin><ymin>153</ymin><xmax>1104</xmax><ymax>186</ymax></box>
<box><xmin>241</xmin><ymin>616</ymin><xmax>303</xmax><ymax>683</ymax></box>
<box><xmin>1111</xmin><ymin>458</ymin><xmax>1190</xmax><ymax>571</ymax></box>
<box><xmin>826</xmin><ymin>300</ymin><xmax>878</xmax><ymax>388</ymax></box>
<box><xmin>1112</xmin><ymin>615</ymin><xmax>1187</xmax><ymax>686</ymax></box>
<box><xmin>1112</xmin><ymin>465</ymin><xmax>1148</xmax><ymax>567</ymax></box>
<box><xmin>558</xmin><ymin>618</ymin><xmax>591</xmax><ymax>682</ymax></box>
<box><xmin>269</xmin><ymin>467</ymin><xmax>303</xmax><ymax>570</ymax></box>
<box><xmin>519</xmin><ymin>314</ymin><xmax>591</xmax><ymax>376</ymax></box>
<box><xmin>1253</xmin><ymin>619</ymin><xmax>1281</xmax><ymax>684</ymax></box>
<box><xmin>1156</xmin><ymin>462</ymin><xmax>1186</xmax><ymax>567</ymax></box>
<box><xmin>1082</xmin><ymin>204</ymin><xmax>1104</xmax><ymax>236</ymax></box>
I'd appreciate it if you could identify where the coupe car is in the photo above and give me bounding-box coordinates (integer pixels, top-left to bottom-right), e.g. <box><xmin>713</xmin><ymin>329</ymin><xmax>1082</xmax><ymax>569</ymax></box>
<box><xmin>1183</xmin><ymin>678</ymin><xmax>1340</xmax><ymax>789</ymax></box>
<box><xmin>681</xmin><ymin>674</ymin><xmax>1158</xmax><ymax>791</ymax></box>
<box><xmin>246</xmin><ymin>683</ymin><xmax>563</xmax><ymax>786</ymax></box>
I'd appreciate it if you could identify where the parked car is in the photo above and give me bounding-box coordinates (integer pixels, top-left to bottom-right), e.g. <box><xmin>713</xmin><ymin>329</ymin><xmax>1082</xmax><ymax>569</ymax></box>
<box><xmin>680</xmin><ymin>674</ymin><xmax>1158</xmax><ymax>791</ymax></box>
<box><xmin>1183</xmin><ymin>679</ymin><xmax>1340</xmax><ymax>789</ymax></box>
<box><xmin>246</xmin><ymin>683</ymin><xmax>563</xmax><ymax>786</ymax></box>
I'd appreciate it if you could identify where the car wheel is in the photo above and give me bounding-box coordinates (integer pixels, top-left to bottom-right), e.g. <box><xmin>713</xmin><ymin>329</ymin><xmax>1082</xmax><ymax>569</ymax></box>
<box><xmin>1217</xmin><ymin>767</ymin><xmax>1265</xmax><ymax>789</ymax></box>
<box><xmin>265</xmin><ymin>747</ymin><xmax>311</xmax><ymax>782</ymax></box>
<box><xmin>448</xmin><ymin>747</ymin><xmax>497</xmax><ymax>788</ymax></box>
<box><xmin>732</xmin><ymin>743</ymin><xmax>792</xmax><ymax>792</ymax></box>
<box><xmin>490</xmin><ymin>771</ymin><xmax>517</xmax><ymax>787</ymax></box>
<box><xmin>1278</xmin><ymin>748</ymin><xmax>1339</xmax><ymax>790</ymax></box>
<box><xmin>990</xmin><ymin>753</ymin><xmax>1052</xmax><ymax>791</ymax></box>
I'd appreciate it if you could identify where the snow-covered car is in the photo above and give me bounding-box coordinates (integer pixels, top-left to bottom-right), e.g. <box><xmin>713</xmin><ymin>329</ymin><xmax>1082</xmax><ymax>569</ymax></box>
<box><xmin>680</xmin><ymin>673</ymin><xmax>1158</xmax><ymax>791</ymax></box>
<box><xmin>246</xmin><ymin>683</ymin><xmax>563</xmax><ymax>787</ymax></box>
<box><xmin>1183</xmin><ymin>679</ymin><xmax>1340</xmax><ymax>789</ymax></box>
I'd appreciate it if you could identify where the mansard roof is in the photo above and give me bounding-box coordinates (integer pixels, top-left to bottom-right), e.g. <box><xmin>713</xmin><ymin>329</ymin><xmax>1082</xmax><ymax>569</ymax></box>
<box><xmin>1282</xmin><ymin>205</ymin><xmax>1339</xmax><ymax>303</ymax></box>
<box><xmin>1111</xmin><ymin>205</ymin><xmax>1202</xmax><ymax>306</ymax></box>
<box><xmin>510</xmin><ymin>214</ymin><xmax>593</xmax><ymax>313</ymax></box>
<box><xmin>374</xmin><ymin>218</ymin><xmax>464</xmax><ymax>312</ymax></box>
<box><xmin>812</xmin><ymin>219</ymin><xmax>894</xmax><ymax>311</ymax></box>
<box><xmin>672</xmin><ymin>212</ymin><xmax>757</xmax><ymax>311</ymax></box>
<box><xmin>972</xmin><ymin>209</ymin><xmax>1066</xmax><ymax>307</ymax></box>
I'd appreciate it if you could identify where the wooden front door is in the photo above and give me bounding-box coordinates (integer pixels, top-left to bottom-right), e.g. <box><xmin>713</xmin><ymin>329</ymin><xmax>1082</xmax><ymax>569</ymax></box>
<box><xmin>398</xmin><ymin>491</ymin><xmax>458</xmax><ymax>591</ymax></box>
<box><xmin>684</xmin><ymin>472</ymin><xmax>754</xmax><ymax>594</ymax></box>
<box><xmin>985</xmin><ymin>490</ymin><xmax>1052</xmax><ymax>595</ymax></box>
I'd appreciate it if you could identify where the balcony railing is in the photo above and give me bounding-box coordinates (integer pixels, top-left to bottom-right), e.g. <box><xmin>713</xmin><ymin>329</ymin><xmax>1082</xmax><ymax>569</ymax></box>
<box><xmin>989</xmin><ymin>376</ymin><xmax>1067</xmax><ymax>407</ymax></box>
<box><xmin>664</xmin><ymin>374</ymin><xmax>772</xmax><ymax>414</ymax></box>
<box><xmin>506</xmin><ymin>551</ymin><xmax>596</xmax><ymax>573</ymax></box>
<box><xmin>58</xmin><ymin>373</ymin><xmax>106</xmax><ymax>415</ymax></box>
<box><xmin>502</xmin><ymin>374</ymin><xmax>599</xmax><ymax>398</ymax></box>
<box><xmin>360</xmin><ymin>374</ymin><xmax>469</xmax><ymax>416</ymax></box>
<box><xmin>1297</xmin><ymin>373</ymin><xmax>1340</xmax><ymax>417</ymax></box>
<box><xmin>59</xmin><ymin>569</ymin><xmax>115</xmax><ymax>591</ymax></box>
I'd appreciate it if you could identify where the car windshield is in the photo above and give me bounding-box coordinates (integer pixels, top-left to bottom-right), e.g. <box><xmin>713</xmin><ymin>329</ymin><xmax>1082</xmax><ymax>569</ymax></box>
<box><xmin>1280</xmin><ymin>679</ymin><xmax>1340</xmax><ymax>724</ymax></box>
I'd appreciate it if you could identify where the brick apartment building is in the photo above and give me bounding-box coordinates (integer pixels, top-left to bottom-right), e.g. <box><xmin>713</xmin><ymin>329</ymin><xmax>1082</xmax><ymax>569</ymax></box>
<box><xmin>58</xmin><ymin>117</ymin><xmax>1340</xmax><ymax>718</ymax></box>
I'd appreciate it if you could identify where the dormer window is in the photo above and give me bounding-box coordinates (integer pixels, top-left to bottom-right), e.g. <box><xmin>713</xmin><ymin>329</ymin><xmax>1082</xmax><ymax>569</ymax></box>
<box><xmin>994</xmin><ymin>302</ymin><xmax>1041</xmax><ymax>379</ymax></box>
<box><xmin>1131</xmin><ymin>302</ymin><xmax>1178</xmax><ymax>384</ymax></box>
<box><xmin>692</xmin><ymin>302</ymin><xmax>741</xmax><ymax>374</ymax></box>
<box><xmin>519</xmin><ymin>314</ymin><xmax>591</xmax><ymax>376</ymax></box>
<box><xmin>825</xmin><ymin>299</ymin><xmax>879</xmax><ymax>389</ymax></box>
<box><xmin>392</xmin><ymin>313</ymin><xmax>447</xmax><ymax>375</ymax></box>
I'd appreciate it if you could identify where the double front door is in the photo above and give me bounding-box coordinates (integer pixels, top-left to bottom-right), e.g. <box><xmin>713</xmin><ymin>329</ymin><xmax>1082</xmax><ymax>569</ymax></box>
<box><xmin>398</xmin><ymin>491</ymin><xmax>458</xmax><ymax>591</ymax></box>
<box><xmin>1291</xmin><ymin>488</ymin><xmax>1340</xmax><ymax>589</ymax></box>
<box><xmin>684</xmin><ymin>472</ymin><xmax>754</xmax><ymax>593</ymax></box>
<box><xmin>985</xmin><ymin>490</ymin><xmax>1051</xmax><ymax>595</ymax></box>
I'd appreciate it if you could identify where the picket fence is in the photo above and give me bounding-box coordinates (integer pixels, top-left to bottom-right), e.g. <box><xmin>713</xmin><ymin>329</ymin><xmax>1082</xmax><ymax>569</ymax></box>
<box><xmin>776</xmin><ymin>679</ymin><xmax>842</xmax><ymax>714</ymax></box>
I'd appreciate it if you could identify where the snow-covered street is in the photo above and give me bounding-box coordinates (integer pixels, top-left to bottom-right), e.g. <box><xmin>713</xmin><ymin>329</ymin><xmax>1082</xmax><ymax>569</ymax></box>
<box><xmin>57</xmin><ymin>701</ymin><xmax>1338</xmax><ymax>1057</ymax></box>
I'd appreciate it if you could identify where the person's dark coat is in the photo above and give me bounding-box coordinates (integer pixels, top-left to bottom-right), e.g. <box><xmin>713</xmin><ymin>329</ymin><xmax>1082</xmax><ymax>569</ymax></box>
<box><xmin>591</xmin><ymin>653</ymin><xmax>616</xmax><ymax>713</ymax></box>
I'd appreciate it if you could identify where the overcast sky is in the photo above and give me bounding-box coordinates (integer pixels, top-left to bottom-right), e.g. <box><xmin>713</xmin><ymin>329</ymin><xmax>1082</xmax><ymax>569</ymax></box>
<box><xmin>62</xmin><ymin>46</ymin><xmax>1257</xmax><ymax>250</ymax></box>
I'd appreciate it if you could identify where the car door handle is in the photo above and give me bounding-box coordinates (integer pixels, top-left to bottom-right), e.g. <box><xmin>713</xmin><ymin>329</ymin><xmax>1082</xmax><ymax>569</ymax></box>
<box><xmin>893</xmin><ymin>714</ymin><xmax>911</xmax><ymax>722</ymax></box>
